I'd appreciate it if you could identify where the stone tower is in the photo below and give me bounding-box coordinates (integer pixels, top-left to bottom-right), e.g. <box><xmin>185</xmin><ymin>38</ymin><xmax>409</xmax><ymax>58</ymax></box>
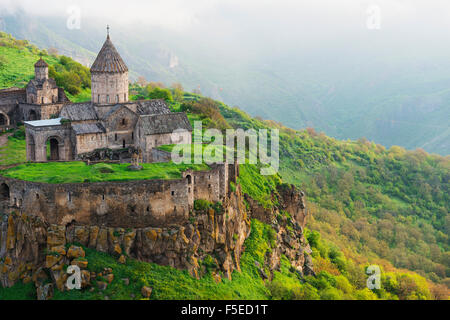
<box><xmin>34</xmin><ymin>58</ymin><xmax>48</xmax><ymax>81</ymax></box>
<box><xmin>90</xmin><ymin>27</ymin><xmax>129</xmax><ymax>105</ymax></box>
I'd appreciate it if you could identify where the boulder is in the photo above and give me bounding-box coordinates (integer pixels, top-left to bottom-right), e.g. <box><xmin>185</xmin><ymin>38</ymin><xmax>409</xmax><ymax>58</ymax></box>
<box><xmin>141</xmin><ymin>286</ymin><xmax>152</xmax><ymax>298</ymax></box>
<box><xmin>67</xmin><ymin>246</ymin><xmax>85</xmax><ymax>259</ymax></box>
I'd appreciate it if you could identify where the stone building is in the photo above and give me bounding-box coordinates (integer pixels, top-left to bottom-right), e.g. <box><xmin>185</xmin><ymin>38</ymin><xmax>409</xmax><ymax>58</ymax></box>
<box><xmin>0</xmin><ymin>29</ymin><xmax>192</xmax><ymax>162</ymax></box>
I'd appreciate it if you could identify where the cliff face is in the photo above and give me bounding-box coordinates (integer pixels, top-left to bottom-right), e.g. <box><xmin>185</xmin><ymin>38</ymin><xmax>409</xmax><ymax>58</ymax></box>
<box><xmin>245</xmin><ymin>184</ymin><xmax>314</xmax><ymax>279</ymax></box>
<box><xmin>0</xmin><ymin>183</ymin><xmax>313</xmax><ymax>296</ymax></box>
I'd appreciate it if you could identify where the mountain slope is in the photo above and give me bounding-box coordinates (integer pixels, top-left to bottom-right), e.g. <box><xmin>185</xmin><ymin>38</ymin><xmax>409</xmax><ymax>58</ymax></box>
<box><xmin>1</xmin><ymin>12</ymin><xmax>449</xmax><ymax>155</ymax></box>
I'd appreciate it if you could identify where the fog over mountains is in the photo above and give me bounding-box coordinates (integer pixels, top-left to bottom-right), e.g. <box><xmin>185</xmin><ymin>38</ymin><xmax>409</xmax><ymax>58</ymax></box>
<box><xmin>0</xmin><ymin>0</ymin><xmax>449</xmax><ymax>154</ymax></box>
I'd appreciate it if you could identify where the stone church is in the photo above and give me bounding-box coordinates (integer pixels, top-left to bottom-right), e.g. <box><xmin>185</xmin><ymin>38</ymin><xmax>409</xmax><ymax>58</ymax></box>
<box><xmin>0</xmin><ymin>30</ymin><xmax>192</xmax><ymax>163</ymax></box>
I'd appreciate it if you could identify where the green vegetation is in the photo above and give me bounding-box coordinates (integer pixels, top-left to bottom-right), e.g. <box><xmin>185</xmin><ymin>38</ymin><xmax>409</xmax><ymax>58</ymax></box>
<box><xmin>0</xmin><ymin>32</ymin><xmax>90</xmax><ymax>102</ymax></box>
<box><xmin>0</xmin><ymin>282</ymin><xmax>36</xmax><ymax>300</ymax></box>
<box><xmin>0</xmin><ymin>127</ymin><xmax>26</xmax><ymax>166</ymax></box>
<box><xmin>130</xmin><ymin>82</ymin><xmax>173</xmax><ymax>102</ymax></box>
<box><xmin>162</xmin><ymin>88</ymin><xmax>449</xmax><ymax>298</ymax></box>
<box><xmin>0</xmin><ymin>161</ymin><xmax>209</xmax><ymax>184</ymax></box>
<box><xmin>238</xmin><ymin>164</ymin><xmax>281</xmax><ymax>209</ymax></box>
<box><xmin>0</xmin><ymin>32</ymin><xmax>59</xmax><ymax>88</ymax></box>
<box><xmin>48</xmin><ymin>55</ymin><xmax>91</xmax><ymax>96</ymax></box>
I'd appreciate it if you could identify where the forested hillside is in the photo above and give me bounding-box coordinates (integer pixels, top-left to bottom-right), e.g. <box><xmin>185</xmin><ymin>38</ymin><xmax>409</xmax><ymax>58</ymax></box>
<box><xmin>180</xmin><ymin>95</ymin><xmax>449</xmax><ymax>299</ymax></box>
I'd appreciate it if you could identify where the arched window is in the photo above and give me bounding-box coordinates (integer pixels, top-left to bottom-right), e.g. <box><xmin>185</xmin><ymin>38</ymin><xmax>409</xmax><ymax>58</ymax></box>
<box><xmin>0</xmin><ymin>183</ymin><xmax>10</xmax><ymax>201</ymax></box>
<box><xmin>98</xmin><ymin>95</ymin><xmax>100</xmax><ymax>103</ymax></box>
<box><xmin>115</xmin><ymin>133</ymin><xmax>118</xmax><ymax>141</ymax></box>
<box><xmin>116</xmin><ymin>95</ymin><xmax>119</xmax><ymax>103</ymax></box>
<box><xmin>106</xmin><ymin>95</ymin><xmax>110</xmax><ymax>103</ymax></box>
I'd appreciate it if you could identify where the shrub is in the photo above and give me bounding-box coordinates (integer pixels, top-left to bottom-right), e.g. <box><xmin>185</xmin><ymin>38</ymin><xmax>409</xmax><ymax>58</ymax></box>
<box><xmin>194</xmin><ymin>199</ymin><xmax>212</xmax><ymax>212</ymax></box>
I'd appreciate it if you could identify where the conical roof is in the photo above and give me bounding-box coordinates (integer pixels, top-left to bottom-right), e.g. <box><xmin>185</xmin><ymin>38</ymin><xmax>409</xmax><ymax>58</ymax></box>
<box><xmin>34</xmin><ymin>58</ymin><xmax>48</xmax><ymax>68</ymax></box>
<box><xmin>90</xmin><ymin>35</ymin><xmax>128</xmax><ymax>73</ymax></box>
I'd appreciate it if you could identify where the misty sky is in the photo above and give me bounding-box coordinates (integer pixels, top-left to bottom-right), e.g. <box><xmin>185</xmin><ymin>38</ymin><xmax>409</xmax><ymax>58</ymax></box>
<box><xmin>1</xmin><ymin>0</ymin><xmax>450</xmax><ymax>65</ymax></box>
<box><xmin>2</xmin><ymin>0</ymin><xmax>450</xmax><ymax>41</ymax></box>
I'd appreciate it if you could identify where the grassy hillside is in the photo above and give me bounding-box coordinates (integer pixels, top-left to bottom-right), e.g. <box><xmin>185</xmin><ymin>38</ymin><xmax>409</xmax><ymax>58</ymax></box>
<box><xmin>0</xmin><ymin>32</ymin><xmax>91</xmax><ymax>100</ymax></box>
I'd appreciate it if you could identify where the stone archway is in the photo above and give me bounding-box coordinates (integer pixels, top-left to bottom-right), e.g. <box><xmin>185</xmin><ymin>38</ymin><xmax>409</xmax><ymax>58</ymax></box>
<box><xmin>29</xmin><ymin>110</ymin><xmax>37</xmax><ymax>121</ymax></box>
<box><xmin>0</xmin><ymin>112</ymin><xmax>9</xmax><ymax>126</ymax></box>
<box><xmin>46</xmin><ymin>136</ymin><xmax>62</xmax><ymax>161</ymax></box>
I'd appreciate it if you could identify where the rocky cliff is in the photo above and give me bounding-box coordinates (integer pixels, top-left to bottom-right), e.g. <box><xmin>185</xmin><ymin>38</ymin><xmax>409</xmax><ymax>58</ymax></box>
<box><xmin>0</xmin><ymin>183</ymin><xmax>313</xmax><ymax>298</ymax></box>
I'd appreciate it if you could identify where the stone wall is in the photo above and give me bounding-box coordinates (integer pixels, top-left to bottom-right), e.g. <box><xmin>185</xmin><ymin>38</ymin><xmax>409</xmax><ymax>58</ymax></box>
<box><xmin>75</xmin><ymin>133</ymin><xmax>108</xmax><ymax>155</ymax></box>
<box><xmin>91</xmin><ymin>72</ymin><xmax>129</xmax><ymax>104</ymax></box>
<box><xmin>0</xmin><ymin>163</ymin><xmax>233</xmax><ymax>229</ymax></box>
<box><xmin>0</xmin><ymin>185</ymin><xmax>251</xmax><ymax>289</ymax></box>
<box><xmin>0</xmin><ymin>176</ymin><xmax>314</xmax><ymax>291</ymax></box>
<box><xmin>136</xmin><ymin>131</ymin><xmax>192</xmax><ymax>163</ymax></box>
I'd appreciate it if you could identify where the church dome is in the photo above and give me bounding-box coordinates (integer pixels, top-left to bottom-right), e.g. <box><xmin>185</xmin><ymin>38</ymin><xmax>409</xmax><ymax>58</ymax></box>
<box><xmin>90</xmin><ymin>35</ymin><xmax>128</xmax><ymax>73</ymax></box>
<box><xmin>34</xmin><ymin>58</ymin><xmax>48</xmax><ymax>68</ymax></box>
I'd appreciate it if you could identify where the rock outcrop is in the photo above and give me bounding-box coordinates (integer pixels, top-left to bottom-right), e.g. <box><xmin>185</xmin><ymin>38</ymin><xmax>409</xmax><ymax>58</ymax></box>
<box><xmin>0</xmin><ymin>183</ymin><xmax>313</xmax><ymax>296</ymax></box>
<box><xmin>246</xmin><ymin>183</ymin><xmax>314</xmax><ymax>278</ymax></box>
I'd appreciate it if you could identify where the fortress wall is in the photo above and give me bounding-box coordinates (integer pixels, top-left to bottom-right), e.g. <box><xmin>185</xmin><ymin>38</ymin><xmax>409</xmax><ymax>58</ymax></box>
<box><xmin>20</xmin><ymin>104</ymin><xmax>41</xmax><ymax>121</ymax></box>
<box><xmin>193</xmin><ymin>166</ymin><xmax>221</xmax><ymax>203</ymax></box>
<box><xmin>0</xmin><ymin>90</ymin><xmax>26</xmax><ymax>105</ymax></box>
<box><xmin>0</xmin><ymin>104</ymin><xmax>18</xmax><ymax>127</ymax></box>
<box><xmin>0</xmin><ymin>163</ymin><xmax>235</xmax><ymax>229</ymax></box>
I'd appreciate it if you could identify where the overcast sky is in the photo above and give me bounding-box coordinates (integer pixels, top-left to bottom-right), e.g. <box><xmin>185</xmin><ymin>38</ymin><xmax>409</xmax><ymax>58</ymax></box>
<box><xmin>2</xmin><ymin>1</ymin><xmax>450</xmax><ymax>67</ymax></box>
<box><xmin>2</xmin><ymin>0</ymin><xmax>450</xmax><ymax>32</ymax></box>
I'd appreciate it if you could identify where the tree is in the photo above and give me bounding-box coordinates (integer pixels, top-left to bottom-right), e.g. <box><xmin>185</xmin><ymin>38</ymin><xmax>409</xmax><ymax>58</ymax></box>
<box><xmin>171</xmin><ymin>82</ymin><xmax>184</xmax><ymax>102</ymax></box>
<box><xmin>146</xmin><ymin>87</ymin><xmax>173</xmax><ymax>102</ymax></box>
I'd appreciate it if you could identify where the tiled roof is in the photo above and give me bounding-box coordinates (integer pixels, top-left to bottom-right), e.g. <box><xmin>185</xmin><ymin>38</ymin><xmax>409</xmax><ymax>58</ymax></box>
<box><xmin>90</xmin><ymin>36</ymin><xmax>128</xmax><ymax>73</ymax></box>
<box><xmin>98</xmin><ymin>100</ymin><xmax>171</xmax><ymax>120</ymax></box>
<box><xmin>135</xmin><ymin>99</ymin><xmax>171</xmax><ymax>116</ymax></box>
<box><xmin>34</xmin><ymin>58</ymin><xmax>48</xmax><ymax>68</ymax></box>
<box><xmin>72</xmin><ymin>123</ymin><xmax>106</xmax><ymax>135</ymax></box>
<box><xmin>60</xmin><ymin>103</ymin><xmax>99</xmax><ymax>121</ymax></box>
<box><xmin>138</xmin><ymin>113</ymin><xmax>192</xmax><ymax>135</ymax></box>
